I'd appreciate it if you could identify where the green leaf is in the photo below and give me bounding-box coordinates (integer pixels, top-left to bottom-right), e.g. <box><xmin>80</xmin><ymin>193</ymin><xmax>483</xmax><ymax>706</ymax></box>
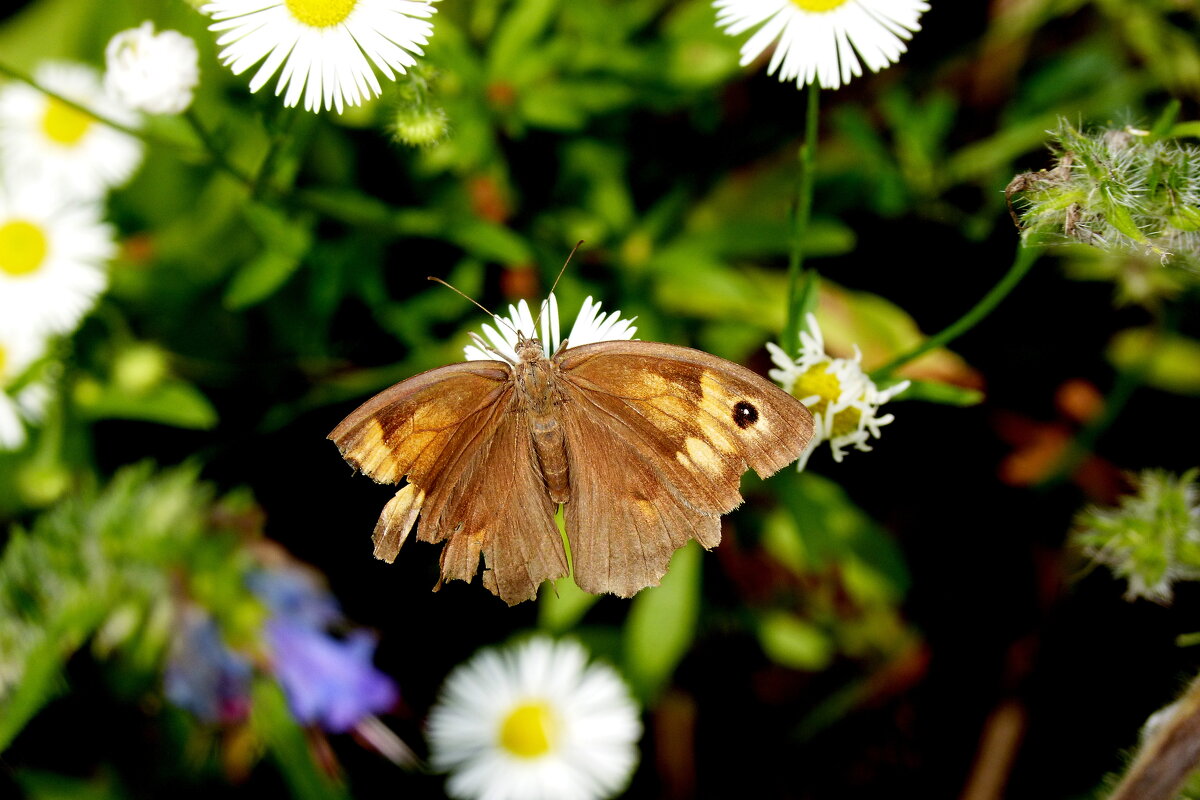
<box><xmin>756</xmin><ymin>611</ymin><xmax>834</xmax><ymax>671</ymax></box>
<box><xmin>540</xmin><ymin>575</ymin><xmax>599</xmax><ymax>633</ymax></box>
<box><xmin>444</xmin><ymin>217</ymin><xmax>534</xmax><ymax>264</ymax></box>
<box><xmin>897</xmin><ymin>379</ymin><xmax>984</xmax><ymax>406</ymax></box>
<box><xmin>251</xmin><ymin>680</ymin><xmax>351</xmax><ymax>800</ymax></box>
<box><xmin>487</xmin><ymin>0</ymin><xmax>558</xmax><ymax>78</ymax></box>
<box><xmin>79</xmin><ymin>380</ymin><xmax>218</xmax><ymax>430</ymax></box>
<box><xmin>0</xmin><ymin>594</ymin><xmax>110</xmax><ymax>752</ymax></box>
<box><xmin>622</xmin><ymin>542</ymin><xmax>701</xmax><ymax>702</ymax></box>
<box><xmin>1151</xmin><ymin>100</ymin><xmax>1182</xmax><ymax>138</ymax></box>
<box><xmin>540</xmin><ymin>511</ymin><xmax>599</xmax><ymax>632</ymax></box>
<box><xmin>14</xmin><ymin>768</ymin><xmax>125</xmax><ymax>800</ymax></box>
<box><xmin>1108</xmin><ymin>328</ymin><xmax>1200</xmax><ymax>395</ymax></box>
<box><xmin>771</xmin><ymin>471</ymin><xmax>910</xmax><ymax>596</ymax></box>
<box><xmin>1168</xmin><ymin>120</ymin><xmax>1200</xmax><ymax>140</ymax></box>
<box><xmin>223</xmin><ymin>205</ymin><xmax>314</xmax><ymax>309</ymax></box>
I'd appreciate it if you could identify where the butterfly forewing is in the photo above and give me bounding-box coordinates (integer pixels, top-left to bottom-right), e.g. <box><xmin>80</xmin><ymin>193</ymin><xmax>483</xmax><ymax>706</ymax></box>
<box><xmin>329</xmin><ymin>361</ymin><xmax>511</xmax><ymax>486</ymax></box>
<box><xmin>554</xmin><ymin>340</ymin><xmax>814</xmax><ymax>597</ymax></box>
<box><xmin>556</xmin><ymin>340</ymin><xmax>814</xmax><ymax>487</ymax></box>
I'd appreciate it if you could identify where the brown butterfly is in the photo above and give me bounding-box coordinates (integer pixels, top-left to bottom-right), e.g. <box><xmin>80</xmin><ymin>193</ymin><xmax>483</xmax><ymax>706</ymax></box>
<box><xmin>329</xmin><ymin>296</ymin><xmax>814</xmax><ymax>605</ymax></box>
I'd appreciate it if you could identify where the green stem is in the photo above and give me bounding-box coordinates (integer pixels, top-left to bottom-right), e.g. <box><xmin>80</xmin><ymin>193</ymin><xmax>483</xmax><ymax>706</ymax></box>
<box><xmin>0</xmin><ymin>60</ymin><xmax>164</xmax><ymax>145</ymax></box>
<box><xmin>0</xmin><ymin>60</ymin><xmax>256</xmax><ymax>189</ymax></box>
<box><xmin>870</xmin><ymin>244</ymin><xmax>1040</xmax><ymax>380</ymax></box>
<box><xmin>782</xmin><ymin>84</ymin><xmax>821</xmax><ymax>349</ymax></box>
<box><xmin>252</xmin><ymin>106</ymin><xmax>299</xmax><ymax>198</ymax></box>
<box><xmin>182</xmin><ymin>108</ymin><xmax>255</xmax><ymax>188</ymax></box>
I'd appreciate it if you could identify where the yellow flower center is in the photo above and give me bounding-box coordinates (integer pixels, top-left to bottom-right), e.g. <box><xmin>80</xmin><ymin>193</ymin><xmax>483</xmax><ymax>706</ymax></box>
<box><xmin>498</xmin><ymin>701</ymin><xmax>556</xmax><ymax>758</ymax></box>
<box><xmin>285</xmin><ymin>0</ymin><xmax>358</xmax><ymax>27</ymax></box>
<box><xmin>0</xmin><ymin>344</ymin><xmax>8</xmax><ymax>382</ymax></box>
<box><xmin>793</xmin><ymin>362</ymin><xmax>862</xmax><ymax>438</ymax></box>
<box><xmin>0</xmin><ymin>220</ymin><xmax>49</xmax><ymax>277</ymax></box>
<box><xmin>41</xmin><ymin>97</ymin><xmax>93</xmax><ymax>145</ymax></box>
<box><xmin>791</xmin><ymin>0</ymin><xmax>851</xmax><ymax>11</ymax></box>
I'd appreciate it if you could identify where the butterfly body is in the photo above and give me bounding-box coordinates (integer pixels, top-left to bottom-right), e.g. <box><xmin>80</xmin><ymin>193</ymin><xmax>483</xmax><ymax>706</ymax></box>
<box><xmin>330</xmin><ymin>333</ymin><xmax>814</xmax><ymax>605</ymax></box>
<box><xmin>512</xmin><ymin>335</ymin><xmax>572</xmax><ymax>503</ymax></box>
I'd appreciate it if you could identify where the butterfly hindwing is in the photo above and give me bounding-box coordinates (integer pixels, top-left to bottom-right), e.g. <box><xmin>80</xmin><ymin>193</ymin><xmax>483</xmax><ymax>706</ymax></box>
<box><xmin>557</xmin><ymin>387</ymin><xmax>721</xmax><ymax>597</ymax></box>
<box><xmin>423</xmin><ymin>404</ymin><xmax>568</xmax><ymax>605</ymax></box>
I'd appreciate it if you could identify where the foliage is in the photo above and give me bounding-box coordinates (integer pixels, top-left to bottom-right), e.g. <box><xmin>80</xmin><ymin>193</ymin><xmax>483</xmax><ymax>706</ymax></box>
<box><xmin>3</xmin><ymin>0</ymin><xmax>1200</xmax><ymax>798</ymax></box>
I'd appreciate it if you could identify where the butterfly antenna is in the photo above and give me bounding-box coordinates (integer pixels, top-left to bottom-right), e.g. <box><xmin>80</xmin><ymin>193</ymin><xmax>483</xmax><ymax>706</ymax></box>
<box><xmin>428</xmin><ymin>276</ymin><xmax>525</xmax><ymax>342</ymax></box>
<box><xmin>532</xmin><ymin>240</ymin><xmax>584</xmax><ymax>331</ymax></box>
<box><xmin>427</xmin><ymin>276</ymin><xmax>498</xmax><ymax>319</ymax></box>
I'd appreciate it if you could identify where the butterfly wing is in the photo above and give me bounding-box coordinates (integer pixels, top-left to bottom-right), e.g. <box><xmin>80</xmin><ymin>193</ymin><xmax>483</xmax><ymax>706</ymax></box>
<box><xmin>329</xmin><ymin>361</ymin><xmax>567</xmax><ymax>605</ymax></box>
<box><xmin>423</xmin><ymin>403</ymin><xmax>568</xmax><ymax>604</ymax></box>
<box><xmin>555</xmin><ymin>340</ymin><xmax>813</xmax><ymax>596</ymax></box>
<box><xmin>329</xmin><ymin>361</ymin><xmax>513</xmax><ymax>487</ymax></box>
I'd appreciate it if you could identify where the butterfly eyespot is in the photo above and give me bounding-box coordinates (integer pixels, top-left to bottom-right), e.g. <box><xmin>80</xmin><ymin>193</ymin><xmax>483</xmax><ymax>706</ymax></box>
<box><xmin>732</xmin><ymin>401</ymin><xmax>758</xmax><ymax>429</ymax></box>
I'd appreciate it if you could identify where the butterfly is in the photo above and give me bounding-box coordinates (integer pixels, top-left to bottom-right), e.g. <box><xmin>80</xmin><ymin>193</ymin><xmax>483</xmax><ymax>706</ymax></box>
<box><xmin>329</xmin><ymin>295</ymin><xmax>814</xmax><ymax>605</ymax></box>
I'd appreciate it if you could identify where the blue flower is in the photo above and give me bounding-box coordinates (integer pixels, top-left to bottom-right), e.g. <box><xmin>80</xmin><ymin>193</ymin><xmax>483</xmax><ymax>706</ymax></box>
<box><xmin>247</xmin><ymin>565</ymin><xmax>340</xmax><ymax>628</ymax></box>
<box><xmin>265</xmin><ymin>619</ymin><xmax>398</xmax><ymax>733</ymax></box>
<box><xmin>164</xmin><ymin>609</ymin><xmax>252</xmax><ymax>724</ymax></box>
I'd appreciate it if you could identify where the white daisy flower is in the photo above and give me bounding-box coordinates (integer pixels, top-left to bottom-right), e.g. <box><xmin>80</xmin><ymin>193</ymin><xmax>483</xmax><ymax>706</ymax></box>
<box><xmin>105</xmin><ymin>22</ymin><xmax>201</xmax><ymax>115</ymax></box>
<box><xmin>202</xmin><ymin>0</ymin><xmax>438</xmax><ymax>114</ymax></box>
<box><xmin>463</xmin><ymin>294</ymin><xmax>638</xmax><ymax>362</ymax></box>
<box><xmin>767</xmin><ymin>312</ymin><xmax>909</xmax><ymax>470</ymax></box>
<box><xmin>0</xmin><ymin>182</ymin><xmax>115</xmax><ymax>337</ymax></box>
<box><xmin>427</xmin><ymin>637</ymin><xmax>642</xmax><ymax>800</ymax></box>
<box><xmin>0</xmin><ymin>61</ymin><xmax>143</xmax><ymax>198</ymax></box>
<box><xmin>714</xmin><ymin>0</ymin><xmax>929</xmax><ymax>90</ymax></box>
<box><xmin>0</xmin><ymin>327</ymin><xmax>52</xmax><ymax>451</ymax></box>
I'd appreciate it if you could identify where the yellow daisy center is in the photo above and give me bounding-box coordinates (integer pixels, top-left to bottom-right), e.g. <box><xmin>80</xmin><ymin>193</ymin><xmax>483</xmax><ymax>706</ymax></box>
<box><xmin>793</xmin><ymin>362</ymin><xmax>862</xmax><ymax>438</ymax></box>
<box><xmin>41</xmin><ymin>97</ymin><xmax>94</xmax><ymax>145</ymax></box>
<box><xmin>285</xmin><ymin>0</ymin><xmax>358</xmax><ymax>28</ymax></box>
<box><xmin>0</xmin><ymin>220</ymin><xmax>49</xmax><ymax>277</ymax></box>
<box><xmin>498</xmin><ymin>701</ymin><xmax>557</xmax><ymax>758</ymax></box>
<box><xmin>790</xmin><ymin>0</ymin><xmax>851</xmax><ymax>11</ymax></box>
<box><xmin>0</xmin><ymin>344</ymin><xmax>8</xmax><ymax>381</ymax></box>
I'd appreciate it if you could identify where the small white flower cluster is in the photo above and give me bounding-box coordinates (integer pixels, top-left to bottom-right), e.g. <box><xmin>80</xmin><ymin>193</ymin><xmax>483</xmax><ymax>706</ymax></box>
<box><xmin>714</xmin><ymin>0</ymin><xmax>929</xmax><ymax>91</ymax></box>
<box><xmin>427</xmin><ymin>637</ymin><xmax>642</xmax><ymax>800</ymax></box>
<box><xmin>463</xmin><ymin>293</ymin><xmax>638</xmax><ymax>362</ymax></box>
<box><xmin>105</xmin><ymin>21</ymin><xmax>201</xmax><ymax>115</ymax></box>
<box><xmin>0</xmin><ymin>20</ymin><xmax>198</xmax><ymax>450</ymax></box>
<box><xmin>767</xmin><ymin>313</ymin><xmax>909</xmax><ymax>470</ymax></box>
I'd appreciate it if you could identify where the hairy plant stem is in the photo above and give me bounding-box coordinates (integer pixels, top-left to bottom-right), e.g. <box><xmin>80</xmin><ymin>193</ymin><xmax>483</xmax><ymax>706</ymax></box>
<box><xmin>782</xmin><ymin>84</ymin><xmax>820</xmax><ymax>351</ymax></box>
<box><xmin>1108</xmin><ymin>672</ymin><xmax>1200</xmax><ymax>800</ymax></box>
<box><xmin>870</xmin><ymin>244</ymin><xmax>1040</xmax><ymax>380</ymax></box>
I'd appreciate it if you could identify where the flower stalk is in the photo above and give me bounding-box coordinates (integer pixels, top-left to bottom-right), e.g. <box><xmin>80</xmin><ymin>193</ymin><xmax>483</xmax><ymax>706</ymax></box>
<box><xmin>871</xmin><ymin>244</ymin><xmax>1040</xmax><ymax>381</ymax></box>
<box><xmin>783</xmin><ymin>84</ymin><xmax>820</xmax><ymax>351</ymax></box>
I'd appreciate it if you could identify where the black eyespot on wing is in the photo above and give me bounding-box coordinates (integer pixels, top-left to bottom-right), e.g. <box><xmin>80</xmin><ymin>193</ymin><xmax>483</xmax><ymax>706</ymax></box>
<box><xmin>733</xmin><ymin>401</ymin><xmax>758</xmax><ymax>429</ymax></box>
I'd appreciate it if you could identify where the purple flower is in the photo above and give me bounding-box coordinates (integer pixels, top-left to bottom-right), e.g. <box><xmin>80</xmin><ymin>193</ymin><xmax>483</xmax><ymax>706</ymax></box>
<box><xmin>265</xmin><ymin>619</ymin><xmax>398</xmax><ymax>733</ymax></box>
<box><xmin>164</xmin><ymin>609</ymin><xmax>252</xmax><ymax>724</ymax></box>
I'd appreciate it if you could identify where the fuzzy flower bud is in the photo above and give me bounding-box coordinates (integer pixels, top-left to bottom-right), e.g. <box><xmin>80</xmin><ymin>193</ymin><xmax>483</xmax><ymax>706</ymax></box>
<box><xmin>390</xmin><ymin>105</ymin><xmax>449</xmax><ymax>147</ymax></box>
<box><xmin>388</xmin><ymin>66</ymin><xmax>448</xmax><ymax>148</ymax></box>
<box><xmin>1008</xmin><ymin>121</ymin><xmax>1200</xmax><ymax>272</ymax></box>
<box><xmin>105</xmin><ymin>22</ymin><xmax>200</xmax><ymax>115</ymax></box>
<box><xmin>1073</xmin><ymin>469</ymin><xmax>1200</xmax><ymax>603</ymax></box>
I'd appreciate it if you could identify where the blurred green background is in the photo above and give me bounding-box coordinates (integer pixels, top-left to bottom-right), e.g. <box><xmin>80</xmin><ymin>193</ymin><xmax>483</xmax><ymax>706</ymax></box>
<box><xmin>3</xmin><ymin>1</ymin><xmax>1200</xmax><ymax>798</ymax></box>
